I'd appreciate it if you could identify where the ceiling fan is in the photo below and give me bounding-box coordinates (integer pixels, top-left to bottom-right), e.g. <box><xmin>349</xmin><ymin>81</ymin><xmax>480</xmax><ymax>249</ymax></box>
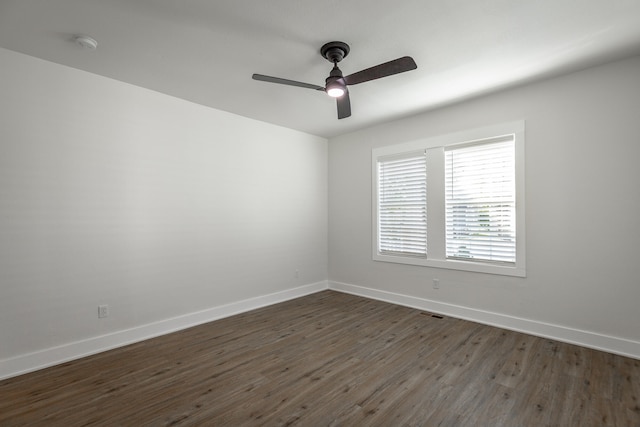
<box><xmin>252</xmin><ymin>41</ymin><xmax>417</xmax><ymax>119</ymax></box>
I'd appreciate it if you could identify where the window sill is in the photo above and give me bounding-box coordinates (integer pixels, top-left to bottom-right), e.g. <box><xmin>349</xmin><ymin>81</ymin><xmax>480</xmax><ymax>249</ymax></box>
<box><xmin>373</xmin><ymin>253</ymin><xmax>526</xmax><ymax>277</ymax></box>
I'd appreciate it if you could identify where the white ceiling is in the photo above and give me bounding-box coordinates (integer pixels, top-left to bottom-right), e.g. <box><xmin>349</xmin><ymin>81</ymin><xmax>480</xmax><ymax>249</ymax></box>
<box><xmin>1</xmin><ymin>0</ymin><xmax>640</xmax><ymax>138</ymax></box>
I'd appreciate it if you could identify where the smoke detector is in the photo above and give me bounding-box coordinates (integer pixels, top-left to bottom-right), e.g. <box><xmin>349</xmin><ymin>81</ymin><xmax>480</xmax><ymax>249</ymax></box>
<box><xmin>74</xmin><ymin>35</ymin><xmax>98</xmax><ymax>50</ymax></box>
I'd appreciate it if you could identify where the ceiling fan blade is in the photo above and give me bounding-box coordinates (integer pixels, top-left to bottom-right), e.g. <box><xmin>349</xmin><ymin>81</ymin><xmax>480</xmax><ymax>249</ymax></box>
<box><xmin>336</xmin><ymin>91</ymin><xmax>351</xmax><ymax>119</ymax></box>
<box><xmin>344</xmin><ymin>56</ymin><xmax>417</xmax><ymax>86</ymax></box>
<box><xmin>252</xmin><ymin>74</ymin><xmax>324</xmax><ymax>91</ymax></box>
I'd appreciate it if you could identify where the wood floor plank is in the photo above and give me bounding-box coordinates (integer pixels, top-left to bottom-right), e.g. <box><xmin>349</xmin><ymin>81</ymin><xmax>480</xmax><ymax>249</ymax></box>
<box><xmin>1</xmin><ymin>290</ymin><xmax>639</xmax><ymax>426</ymax></box>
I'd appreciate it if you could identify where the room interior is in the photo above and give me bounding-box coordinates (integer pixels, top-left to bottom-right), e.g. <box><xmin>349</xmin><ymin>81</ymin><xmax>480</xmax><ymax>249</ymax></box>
<box><xmin>1</xmin><ymin>0</ymin><xmax>640</xmax><ymax>423</ymax></box>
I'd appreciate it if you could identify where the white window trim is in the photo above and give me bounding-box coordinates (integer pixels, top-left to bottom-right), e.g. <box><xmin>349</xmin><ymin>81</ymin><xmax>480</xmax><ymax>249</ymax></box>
<box><xmin>372</xmin><ymin>121</ymin><xmax>526</xmax><ymax>277</ymax></box>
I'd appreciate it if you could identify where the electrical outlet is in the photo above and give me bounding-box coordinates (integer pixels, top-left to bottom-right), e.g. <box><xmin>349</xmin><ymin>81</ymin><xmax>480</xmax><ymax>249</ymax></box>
<box><xmin>295</xmin><ymin>269</ymin><xmax>299</xmax><ymax>278</ymax></box>
<box><xmin>433</xmin><ymin>279</ymin><xmax>440</xmax><ymax>290</ymax></box>
<box><xmin>98</xmin><ymin>304</ymin><xmax>109</xmax><ymax>318</ymax></box>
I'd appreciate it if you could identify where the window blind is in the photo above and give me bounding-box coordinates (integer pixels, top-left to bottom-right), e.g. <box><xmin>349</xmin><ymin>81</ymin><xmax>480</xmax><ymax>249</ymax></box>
<box><xmin>445</xmin><ymin>137</ymin><xmax>515</xmax><ymax>264</ymax></box>
<box><xmin>377</xmin><ymin>153</ymin><xmax>427</xmax><ymax>257</ymax></box>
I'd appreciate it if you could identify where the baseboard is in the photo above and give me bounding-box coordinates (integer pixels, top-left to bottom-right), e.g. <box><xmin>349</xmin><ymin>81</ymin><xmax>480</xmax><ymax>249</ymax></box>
<box><xmin>0</xmin><ymin>281</ymin><xmax>329</xmax><ymax>381</ymax></box>
<box><xmin>329</xmin><ymin>280</ymin><xmax>640</xmax><ymax>360</ymax></box>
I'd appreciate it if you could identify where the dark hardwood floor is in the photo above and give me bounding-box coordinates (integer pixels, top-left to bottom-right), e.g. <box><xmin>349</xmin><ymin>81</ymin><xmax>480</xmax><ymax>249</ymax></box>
<box><xmin>1</xmin><ymin>290</ymin><xmax>639</xmax><ymax>426</ymax></box>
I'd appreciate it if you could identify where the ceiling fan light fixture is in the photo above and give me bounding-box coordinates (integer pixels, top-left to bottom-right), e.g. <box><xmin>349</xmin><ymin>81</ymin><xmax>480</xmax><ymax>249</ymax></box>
<box><xmin>326</xmin><ymin>78</ymin><xmax>345</xmax><ymax>98</ymax></box>
<box><xmin>327</xmin><ymin>86</ymin><xmax>345</xmax><ymax>98</ymax></box>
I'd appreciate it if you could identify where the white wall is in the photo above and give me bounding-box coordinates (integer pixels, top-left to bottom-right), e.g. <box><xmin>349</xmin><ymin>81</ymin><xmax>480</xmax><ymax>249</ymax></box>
<box><xmin>328</xmin><ymin>55</ymin><xmax>640</xmax><ymax>357</ymax></box>
<box><xmin>0</xmin><ymin>48</ymin><xmax>328</xmax><ymax>377</ymax></box>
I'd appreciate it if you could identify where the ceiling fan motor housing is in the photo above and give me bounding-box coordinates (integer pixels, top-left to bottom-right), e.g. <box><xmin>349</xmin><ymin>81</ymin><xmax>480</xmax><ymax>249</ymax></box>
<box><xmin>325</xmin><ymin>64</ymin><xmax>347</xmax><ymax>94</ymax></box>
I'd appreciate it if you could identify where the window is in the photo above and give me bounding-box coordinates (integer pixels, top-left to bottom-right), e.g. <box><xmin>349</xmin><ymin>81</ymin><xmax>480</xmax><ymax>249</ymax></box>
<box><xmin>372</xmin><ymin>122</ymin><xmax>525</xmax><ymax>277</ymax></box>
<box><xmin>378</xmin><ymin>152</ymin><xmax>427</xmax><ymax>257</ymax></box>
<box><xmin>445</xmin><ymin>137</ymin><xmax>515</xmax><ymax>264</ymax></box>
